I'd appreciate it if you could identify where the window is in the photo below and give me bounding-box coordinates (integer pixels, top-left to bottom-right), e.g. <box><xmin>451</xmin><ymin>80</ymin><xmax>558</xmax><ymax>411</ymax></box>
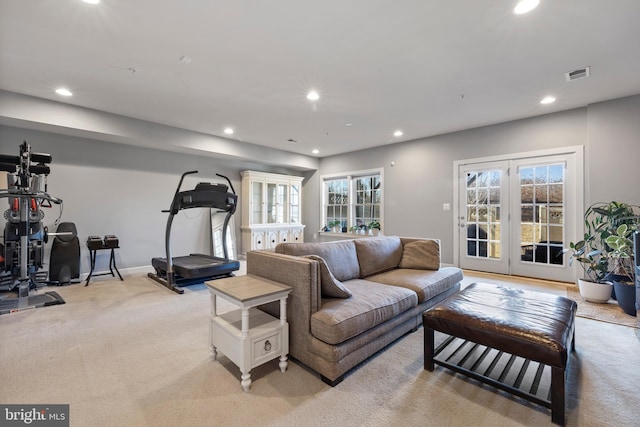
<box><xmin>321</xmin><ymin>169</ymin><xmax>383</xmax><ymax>232</ymax></box>
<box><xmin>325</xmin><ymin>178</ymin><xmax>349</xmax><ymax>230</ymax></box>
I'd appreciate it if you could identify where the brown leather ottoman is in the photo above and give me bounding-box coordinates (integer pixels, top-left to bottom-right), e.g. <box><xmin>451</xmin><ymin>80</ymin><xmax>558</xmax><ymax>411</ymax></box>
<box><xmin>423</xmin><ymin>282</ymin><xmax>577</xmax><ymax>426</ymax></box>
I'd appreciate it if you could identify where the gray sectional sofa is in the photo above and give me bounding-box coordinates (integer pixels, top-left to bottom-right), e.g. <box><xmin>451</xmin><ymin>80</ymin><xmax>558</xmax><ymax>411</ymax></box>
<box><xmin>246</xmin><ymin>235</ymin><xmax>463</xmax><ymax>385</ymax></box>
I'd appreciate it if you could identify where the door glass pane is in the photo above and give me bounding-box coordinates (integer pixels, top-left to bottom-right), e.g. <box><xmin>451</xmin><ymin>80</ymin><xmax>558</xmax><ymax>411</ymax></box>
<box><xmin>519</xmin><ymin>163</ymin><xmax>565</xmax><ymax>265</ymax></box>
<box><xmin>466</xmin><ymin>168</ymin><xmax>501</xmax><ymax>259</ymax></box>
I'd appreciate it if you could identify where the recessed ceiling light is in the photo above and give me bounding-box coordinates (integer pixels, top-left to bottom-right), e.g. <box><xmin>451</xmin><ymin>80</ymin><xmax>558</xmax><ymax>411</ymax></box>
<box><xmin>312</xmin><ymin>149</ymin><xmax>319</xmax><ymax>154</ymax></box>
<box><xmin>224</xmin><ymin>127</ymin><xmax>234</xmax><ymax>135</ymax></box>
<box><xmin>393</xmin><ymin>130</ymin><xmax>403</xmax><ymax>137</ymax></box>
<box><xmin>83</xmin><ymin>0</ymin><xmax>100</xmax><ymax>4</ymax></box>
<box><xmin>540</xmin><ymin>96</ymin><xmax>556</xmax><ymax>104</ymax></box>
<box><xmin>55</xmin><ymin>88</ymin><xmax>73</xmax><ymax>97</ymax></box>
<box><xmin>513</xmin><ymin>0</ymin><xmax>539</xmax><ymax>15</ymax></box>
<box><xmin>306</xmin><ymin>90</ymin><xmax>320</xmax><ymax>101</ymax></box>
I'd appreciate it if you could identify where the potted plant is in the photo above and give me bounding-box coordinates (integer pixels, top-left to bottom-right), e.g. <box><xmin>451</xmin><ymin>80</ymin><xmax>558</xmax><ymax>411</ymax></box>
<box><xmin>349</xmin><ymin>226</ymin><xmax>358</xmax><ymax>235</ymax></box>
<box><xmin>328</xmin><ymin>220</ymin><xmax>342</xmax><ymax>233</ymax></box>
<box><xmin>568</xmin><ymin>201</ymin><xmax>640</xmax><ymax>306</ymax></box>
<box><xmin>605</xmin><ymin>224</ymin><xmax>637</xmax><ymax>315</ymax></box>
<box><xmin>565</xmin><ymin>234</ymin><xmax>612</xmax><ymax>303</ymax></box>
<box><xmin>368</xmin><ymin>221</ymin><xmax>381</xmax><ymax>236</ymax></box>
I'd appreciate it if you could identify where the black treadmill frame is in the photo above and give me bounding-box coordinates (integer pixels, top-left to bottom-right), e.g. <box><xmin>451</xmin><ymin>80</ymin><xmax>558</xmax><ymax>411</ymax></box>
<box><xmin>148</xmin><ymin>171</ymin><xmax>240</xmax><ymax>294</ymax></box>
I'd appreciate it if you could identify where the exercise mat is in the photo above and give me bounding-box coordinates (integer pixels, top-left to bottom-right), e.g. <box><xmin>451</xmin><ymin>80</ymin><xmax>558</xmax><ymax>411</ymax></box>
<box><xmin>0</xmin><ymin>291</ymin><xmax>65</xmax><ymax>315</ymax></box>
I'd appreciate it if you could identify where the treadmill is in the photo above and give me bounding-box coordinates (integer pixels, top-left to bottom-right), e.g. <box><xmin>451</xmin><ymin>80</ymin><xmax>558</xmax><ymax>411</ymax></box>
<box><xmin>148</xmin><ymin>171</ymin><xmax>240</xmax><ymax>294</ymax></box>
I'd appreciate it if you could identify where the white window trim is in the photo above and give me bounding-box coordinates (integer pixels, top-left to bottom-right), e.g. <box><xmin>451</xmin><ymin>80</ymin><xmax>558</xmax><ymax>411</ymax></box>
<box><xmin>320</xmin><ymin>167</ymin><xmax>384</xmax><ymax>232</ymax></box>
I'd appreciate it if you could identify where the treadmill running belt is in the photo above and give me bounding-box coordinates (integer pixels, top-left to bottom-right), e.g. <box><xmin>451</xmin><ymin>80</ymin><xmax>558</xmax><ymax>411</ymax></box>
<box><xmin>152</xmin><ymin>254</ymin><xmax>240</xmax><ymax>279</ymax></box>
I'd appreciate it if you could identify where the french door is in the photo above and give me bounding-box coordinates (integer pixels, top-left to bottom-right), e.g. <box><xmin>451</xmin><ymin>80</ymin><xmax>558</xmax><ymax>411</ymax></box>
<box><xmin>457</xmin><ymin>149</ymin><xmax>582</xmax><ymax>283</ymax></box>
<box><xmin>458</xmin><ymin>162</ymin><xmax>510</xmax><ymax>275</ymax></box>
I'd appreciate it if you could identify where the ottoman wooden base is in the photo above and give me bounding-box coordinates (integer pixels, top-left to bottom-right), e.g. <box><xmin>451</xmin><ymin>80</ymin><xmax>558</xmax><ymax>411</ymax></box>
<box><xmin>423</xmin><ymin>283</ymin><xmax>576</xmax><ymax>426</ymax></box>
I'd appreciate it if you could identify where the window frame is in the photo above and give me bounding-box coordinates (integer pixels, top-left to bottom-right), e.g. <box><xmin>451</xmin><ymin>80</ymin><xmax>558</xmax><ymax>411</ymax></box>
<box><xmin>320</xmin><ymin>168</ymin><xmax>384</xmax><ymax>233</ymax></box>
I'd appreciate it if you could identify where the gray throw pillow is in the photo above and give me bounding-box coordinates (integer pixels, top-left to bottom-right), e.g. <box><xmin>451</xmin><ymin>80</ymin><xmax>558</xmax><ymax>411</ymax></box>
<box><xmin>304</xmin><ymin>255</ymin><xmax>352</xmax><ymax>298</ymax></box>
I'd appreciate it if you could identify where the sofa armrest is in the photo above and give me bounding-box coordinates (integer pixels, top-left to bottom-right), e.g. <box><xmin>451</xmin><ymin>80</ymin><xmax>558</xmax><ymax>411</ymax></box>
<box><xmin>247</xmin><ymin>249</ymin><xmax>321</xmax><ymax>323</ymax></box>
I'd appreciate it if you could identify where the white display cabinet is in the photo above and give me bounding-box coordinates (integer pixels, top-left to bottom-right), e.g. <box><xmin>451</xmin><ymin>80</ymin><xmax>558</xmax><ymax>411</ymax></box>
<box><xmin>240</xmin><ymin>171</ymin><xmax>305</xmax><ymax>253</ymax></box>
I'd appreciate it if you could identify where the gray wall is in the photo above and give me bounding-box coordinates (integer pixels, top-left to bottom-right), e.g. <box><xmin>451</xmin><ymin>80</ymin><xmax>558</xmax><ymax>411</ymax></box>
<box><xmin>586</xmin><ymin>95</ymin><xmax>640</xmax><ymax>204</ymax></box>
<box><xmin>0</xmin><ymin>126</ymin><xmax>301</xmax><ymax>275</ymax></box>
<box><xmin>309</xmin><ymin>94</ymin><xmax>640</xmax><ymax>264</ymax></box>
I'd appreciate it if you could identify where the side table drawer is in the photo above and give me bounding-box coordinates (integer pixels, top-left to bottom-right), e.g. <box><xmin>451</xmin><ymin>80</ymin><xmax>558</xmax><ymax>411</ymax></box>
<box><xmin>252</xmin><ymin>331</ymin><xmax>281</xmax><ymax>365</ymax></box>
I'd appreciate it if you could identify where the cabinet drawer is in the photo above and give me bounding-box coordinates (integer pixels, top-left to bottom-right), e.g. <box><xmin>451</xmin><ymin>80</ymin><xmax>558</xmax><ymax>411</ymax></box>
<box><xmin>252</xmin><ymin>332</ymin><xmax>281</xmax><ymax>365</ymax></box>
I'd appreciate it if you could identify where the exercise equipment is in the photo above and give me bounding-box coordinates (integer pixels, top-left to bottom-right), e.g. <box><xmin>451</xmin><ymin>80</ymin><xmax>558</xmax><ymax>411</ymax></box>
<box><xmin>0</xmin><ymin>141</ymin><xmax>65</xmax><ymax>313</ymax></box>
<box><xmin>85</xmin><ymin>234</ymin><xmax>122</xmax><ymax>285</ymax></box>
<box><xmin>48</xmin><ymin>222</ymin><xmax>81</xmax><ymax>285</ymax></box>
<box><xmin>148</xmin><ymin>171</ymin><xmax>240</xmax><ymax>294</ymax></box>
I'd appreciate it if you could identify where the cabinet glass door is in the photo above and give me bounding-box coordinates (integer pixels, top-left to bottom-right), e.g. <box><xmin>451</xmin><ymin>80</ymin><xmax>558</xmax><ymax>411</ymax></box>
<box><xmin>278</xmin><ymin>183</ymin><xmax>288</xmax><ymax>223</ymax></box>
<box><xmin>267</xmin><ymin>183</ymin><xmax>277</xmax><ymax>223</ymax></box>
<box><xmin>290</xmin><ymin>184</ymin><xmax>300</xmax><ymax>224</ymax></box>
<box><xmin>251</xmin><ymin>181</ymin><xmax>263</xmax><ymax>224</ymax></box>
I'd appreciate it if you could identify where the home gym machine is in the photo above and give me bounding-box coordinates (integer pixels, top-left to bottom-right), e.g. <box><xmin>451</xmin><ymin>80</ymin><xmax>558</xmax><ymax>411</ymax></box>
<box><xmin>0</xmin><ymin>141</ymin><xmax>67</xmax><ymax>314</ymax></box>
<box><xmin>148</xmin><ymin>170</ymin><xmax>240</xmax><ymax>294</ymax></box>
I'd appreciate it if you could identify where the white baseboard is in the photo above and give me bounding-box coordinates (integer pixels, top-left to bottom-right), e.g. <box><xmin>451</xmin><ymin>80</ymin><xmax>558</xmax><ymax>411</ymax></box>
<box><xmin>80</xmin><ymin>264</ymin><xmax>154</xmax><ymax>280</ymax></box>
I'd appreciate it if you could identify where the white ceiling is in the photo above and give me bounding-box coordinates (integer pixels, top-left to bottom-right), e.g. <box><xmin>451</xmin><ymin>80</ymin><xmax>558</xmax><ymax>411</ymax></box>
<box><xmin>1</xmin><ymin>0</ymin><xmax>639</xmax><ymax>158</ymax></box>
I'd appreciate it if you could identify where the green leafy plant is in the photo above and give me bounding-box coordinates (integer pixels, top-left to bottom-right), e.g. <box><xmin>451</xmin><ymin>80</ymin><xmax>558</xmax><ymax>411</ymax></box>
<box><xmin>368</xmin><ymin>221</ymin><xmax>381</xmax><ymax>230</ymax></box>
<box><xmin>605</xmin><ymin>224</ymin><xmax>636</xmax><ymax>284</ymax></box>
<box><xmin>566</xmin><ymin>201</ymin><xmax>639</xmax><ymax>283</ymax></box>
<box><xmin>585</xmin><ymin>201</ymin><xmax>639</xmax><ymax>251</ymax></box>
<box><xmin>328</xmin><ymin>220</ymin><xmax>342</xmax><ymax>229</ymax></box>
<box><xmin>564</xmin><ymin>237</ymin><xmax>608</xmax><ymax>283</ymax></box>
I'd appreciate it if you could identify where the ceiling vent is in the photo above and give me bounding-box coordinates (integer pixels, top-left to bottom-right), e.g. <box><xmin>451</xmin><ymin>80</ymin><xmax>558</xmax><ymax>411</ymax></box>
<box><xmin>565</xmin><ymin>66</ymin><xmax>590</xmax><ymax>82</ymax></box>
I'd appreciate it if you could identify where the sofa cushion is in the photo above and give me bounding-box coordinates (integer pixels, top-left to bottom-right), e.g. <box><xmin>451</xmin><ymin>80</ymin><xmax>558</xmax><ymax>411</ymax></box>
<box><xmin>366</xmin><ymin>267</ymin><xmax>464</xmax><ymax>304</ymax></box>
<box><xmin>398</xmin><ymin>240</ymin><xmax>440</xmax><ymax>270</ymax></box>
<box><xmin>310</xmin><ymin>279</ymin><xmax>418</xmax><ymax>345</ymax></box>
<box><xmin>276</xmin><ymin>241</ymin><xmax>360</xmax><ymax>281</ymax></box>
<box><xmin>354</xmin><ymin>236</ymin><xmax>404</xmax><ymax>278</ymax></box>
<box><xmin>304</xmin><ymin>255</ymin><xmax>352</xmax><ymax>298</ymax></box>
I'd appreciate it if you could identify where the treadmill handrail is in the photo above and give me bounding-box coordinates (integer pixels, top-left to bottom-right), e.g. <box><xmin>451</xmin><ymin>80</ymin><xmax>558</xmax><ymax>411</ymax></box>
<box><xmin>216</xmin><ymin>173</ymin><xmax>236</xmax><ymax>195</ymax></box>
<box><xmin>173</xmin><ymin>170</ymin><xmax>198</xmax><ymax>198</ymax></box>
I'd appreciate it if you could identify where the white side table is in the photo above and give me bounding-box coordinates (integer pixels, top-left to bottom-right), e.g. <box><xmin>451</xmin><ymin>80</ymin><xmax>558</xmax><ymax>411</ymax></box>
<box><xmin>205</xmin><ymin>274</ymin><xmax>292</xmax><ymax>391</ymax></box>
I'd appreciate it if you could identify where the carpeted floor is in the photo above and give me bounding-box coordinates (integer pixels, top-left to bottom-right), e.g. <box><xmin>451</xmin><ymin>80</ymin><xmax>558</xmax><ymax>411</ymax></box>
<box><xmin>1</xmin><ymin>271</ymin><xmax>639</xmax><ymax>426</ymax></box>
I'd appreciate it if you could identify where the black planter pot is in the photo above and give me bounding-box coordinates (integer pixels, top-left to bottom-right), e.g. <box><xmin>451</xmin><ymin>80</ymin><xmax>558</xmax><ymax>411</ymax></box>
<box><xmin>605</xmin><ymin>273</ymin><xmax>628</xmax><ymax>301</ymax></box>
<box><xmin>613</xmin><ymin>280</ymin><xmax>637</xmax><ymax>316</ymax></box>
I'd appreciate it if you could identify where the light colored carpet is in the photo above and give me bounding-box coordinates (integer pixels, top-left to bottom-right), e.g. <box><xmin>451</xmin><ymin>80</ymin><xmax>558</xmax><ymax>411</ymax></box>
<box><xmin>1</xmin><ymin>272</ymin><xmax>639</xmax><ymax>427</ymax></box>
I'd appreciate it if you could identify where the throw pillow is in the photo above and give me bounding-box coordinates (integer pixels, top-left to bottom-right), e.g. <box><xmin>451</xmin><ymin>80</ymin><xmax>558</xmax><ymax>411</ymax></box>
<box><xmin>354</xmin><ymin>235</ymin><xmax>403</xmax><ymax>278</ymax></box>
<box><xmin>304</xmin><ymin>255</ymin><xmax>352</xmax><ymax>298</ymax></box>
<box><xmin>399</xmin><ymin>240</ymin><xmax>440</xmax><ymax>270</ymax></box>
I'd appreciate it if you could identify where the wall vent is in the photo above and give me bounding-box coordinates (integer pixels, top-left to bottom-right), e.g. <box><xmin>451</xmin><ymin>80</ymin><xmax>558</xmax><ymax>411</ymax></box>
<box><xmin>565</xmin><ymin>66</ymin><xmax>590</xmax><ymax>82</ymax></box>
